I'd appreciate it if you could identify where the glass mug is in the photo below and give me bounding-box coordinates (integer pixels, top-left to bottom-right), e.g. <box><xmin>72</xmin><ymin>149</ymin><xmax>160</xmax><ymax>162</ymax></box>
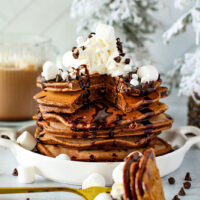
<box><xmin>0</xmin><ymin>34</ymin><xmax>53</xmax><ymax>121</ymax></box>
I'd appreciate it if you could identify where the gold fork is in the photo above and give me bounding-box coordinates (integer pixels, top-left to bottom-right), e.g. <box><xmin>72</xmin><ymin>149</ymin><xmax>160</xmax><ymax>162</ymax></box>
<box><xmin>0</xmin><ymin>186</ymin><xmax>111</xmax><ymax>200</ymax></box>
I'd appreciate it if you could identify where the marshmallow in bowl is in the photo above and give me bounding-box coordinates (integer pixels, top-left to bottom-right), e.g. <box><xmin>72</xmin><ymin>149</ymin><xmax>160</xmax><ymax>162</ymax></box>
<box><xmin>94</xmin><ymin>193</ymin><xmax>112</xmax><ymax>200</ymax></box>
<box><xmin>17</xmin><ymin>131</ymin><xmax>37</xmax><ymax>151</ymax></box>
<box><xmin>82</xmin><ymin>173</ymin><xmax>106</xmax><ymax>189</ymax></box>
<box><xmin>42</xmin><ymin>61</ymin><xmax>60</xmax><ymax>80</ymax></box>
<box><xmin>56</xmin><ymin>153</ymin><xmax>70</xmax><ymax>160</ymax></box>
<box><xmin>17</xmin><ymin>165</ymin><xmax>35</xmax><ymax>184</ymax></box>
<box><xmin>137</xmin><ymin>65</ymin><xmax>159</xmax><ymax>83</ymax></box>
<box><xmin>112</xmin><ymin>162</ymin><xmax>124</xmax><ymax>184</ymax></box>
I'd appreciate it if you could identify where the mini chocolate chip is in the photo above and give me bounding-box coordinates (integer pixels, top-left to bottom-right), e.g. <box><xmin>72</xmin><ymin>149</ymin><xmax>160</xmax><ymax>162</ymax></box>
<box><xmin>72</xmin><ymin>46</ymin><xmax>77</xmax><ymax>52</ymax></box>
<box><xmin>88</xmin><ymin>32</ymin><xmax>96</xmax><ymax>38</ymax></box>
<box><xmin>125</xmin><ymin>58</ymin><xmax>130</xmax><ymax>64</ymax></box>
<box><xmin>178</xmin><ymin>187</ymin><xmax>186</xmax><ymax>196</ymax></box>
<box><xmin>73</xmin><ymin>52</ymin><xmax>79</xmax><ymax>59</ymax></box>
<box><xmin>12</xmin><ymin>168</ymin><xmax>18</xmax><ymax>176</ymax></box>
<box><xmin>120</xmin><ymin>53</ymin><xmax>125</xmax><ymax>57</ymax></box>
<box><xmin>80</xmin><ymin>46</ymin><xmax>86</xmax><ymax>51</ymax></box>
<box><xmin>172</xmin><ymin>195</ymin><xmax>180</xmax><ymax>200</ymax></box>
<box><xmin>90</xmin><ymin>155</ymin><xmax>95</xmax><ymax>162</ymax></box>
<box><xmin>183</xmin><ymin>181</ymin><xmax>191</xmax><ymax>189</ymax></box>
<box><xmin>168</xmin><ymin>177</ymin><xmax>175</xmax><ymax>185</ymax></box>
<box><xmin>185</xmin><ymin>172</ymin><xmax>192</xmax><ymax>181</ymax></box>
<box><xmin>114</xmin><ymin>56</ymin><xmax>121</xmax><ymax>63</ymax></box>
<box><xmin>26</xmin><ymin>198</ymin><xmax>30</xmax><ymax>200</ymax></box>
<box><xmin>56</xmin><ymin>74</ymin><xmax>62</xmax><ymax>82</ymax></box>
<box><xmin>1</xmin><ymin>135</ymin><xmax>9</xmax><ymax>139</ymax></box>
<box><xmin>185</xmin><ymin>132</ymin><xmax>196</xmax><ymax>137</ymax></box>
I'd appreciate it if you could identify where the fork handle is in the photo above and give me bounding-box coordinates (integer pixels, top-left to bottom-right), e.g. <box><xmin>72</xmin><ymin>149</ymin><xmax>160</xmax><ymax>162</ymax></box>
<box><xmin>0</xmin><ymin>186</ymin><xmax>82</xmax><ymax>196</ymax></box>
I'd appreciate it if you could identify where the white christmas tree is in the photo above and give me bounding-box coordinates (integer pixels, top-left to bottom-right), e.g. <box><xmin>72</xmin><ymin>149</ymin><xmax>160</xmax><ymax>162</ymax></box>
<box><xmin>163</xmin><ymin>0</ymin><xmax>200</xmax><ymax>102</ymax></box>
<box><xmin>70</xmin><ymin>0</ymin><xmax>159</xmax><ymax>66</ymax></box>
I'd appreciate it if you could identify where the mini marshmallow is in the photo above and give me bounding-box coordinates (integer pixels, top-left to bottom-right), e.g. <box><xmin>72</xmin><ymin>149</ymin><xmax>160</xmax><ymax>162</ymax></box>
<box><xmin>111</xmin><ymin>183</ymin><xmax>124</xmax><ymax>200</ymax></box>
<box><xmin>42</xmin><ymin>61</ymin><xmax>60</xmax><ymax>80</ymax></box>
<box><xmin>56</xmin><ymin>153</ymin><xmax>70</xmax><ymax>160</ymax></box>
<box><xmin>132</xmin><ymin>73</ymin><xmax>138</xmax><ymax>80</ymax></box>
<box><xmin>112</xmin><ymin>163</ymin><xmax>124</xmax><ymax>184</ymax></box>
<box><xmin>17</xmin><ymin>131</ymin><xmax>36</xmax><ymax>151</ymax></box>
<box><xmin>137</xmin><ymin>65</ymin><xmax>159</xmax><ymax>83</ymax></box>
<box><xmin>96</xmin><ymin>24</ymin><xmax>115</xmax><ymax>43</ymax></box>
<box><xmin>82</xmin><ymin>173</ymin><xmax>106</xmax><ymax>189</ymax></box>
<box><xmin>130</xmin><ymin>79</ymin><xmax>139</xmax><ymax>86</ymax></box>
<box><xmin>17</xmin><ymin>165</ymin><xmax>35</xmax><ymax>184</ymax></box>
<box><xmin>94</xmin><ymin>193</ymin><xmax>112</xmax><ymax>200</ymax></box>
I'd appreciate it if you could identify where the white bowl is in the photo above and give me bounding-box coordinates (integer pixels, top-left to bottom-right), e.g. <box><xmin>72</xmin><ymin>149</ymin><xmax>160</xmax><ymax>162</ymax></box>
<box><xmin>0</xmin><ymin>125</ymin><xmax>200</xmax><ymax>186</ymax></box>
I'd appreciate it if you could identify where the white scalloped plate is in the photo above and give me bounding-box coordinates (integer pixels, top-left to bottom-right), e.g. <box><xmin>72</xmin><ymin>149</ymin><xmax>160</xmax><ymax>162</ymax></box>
<box><xmin>0</xmin><ymin>125</ymin><xmax>200</xmax><ymax>186</ymax></box>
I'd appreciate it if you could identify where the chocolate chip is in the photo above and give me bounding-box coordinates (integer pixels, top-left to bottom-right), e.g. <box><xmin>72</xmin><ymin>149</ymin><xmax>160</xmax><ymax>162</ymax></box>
<box><xmin>12</xmin><ymin>168</ymin><xmax>18</xmax><ymax>176</ymax></box>
<box><xmin>172</xmin><ymin>195</ymin><xmax>180</xmax><ymax>200</ymax></box>
<box><xmin>56</xmin><ymin>74</ymin><xmax>62</xmax><ymax>82</ymax></box>
<box><xmin>72</xmin><ymin>46</ymin><xmax>77</xmax><ymax>52</ymax></box>
<box><xmin>185</xmin><ymin>132</ymin><xmax>196</xmax><ymax>137</ymax></box>
<box><xmin>183</xmin><ymin>181</ymin><xmax>191</xmax><ymax>189</ymax></box>
<box><xmin>168</xmin><ymin>177</ymin><xmax>175</xmax><ymax>185</ymax></box>
<box><xmin>88</xmin><ymin>32</ymin><xmax>95</xmax><ymax>38</ymax></box>
<box><xmin>80</xmin><ymin>46</ymin><xmax>86</xmax><ymax>51</ymax></box>
<box><xmin>185</xmin><ymin>172</ymin><xmax>192</xmax><ymax>181</ymax></box>
<box><xmin>1</xmin><ymin>135</ymin><xmax>9</xmax><ymax>139</ymax></box>
<box><xmin>125</xmin><ymin>58</ymin><xmax>130</xmax><ymax>64</ymax></box>
<box><xmin>90</xmin><ymin>155</ymin><xmax>95</xmax><ymax>162</ymax></box>
<box><xmin>120</xmin><ymin>53</ymin><xmax>125</xmax><ymax>57</ymax></box>
<box><xmin>26</xmin><ymin>198</ymin><xmax>30</xmax><ymax>200</ymax></box>
<box><xmin>114</xmin><ymin>56</ymin><xmax>121</xmax><ymax>63</ymax></box>
<box><xmin>73</xmin><ymin>52</ymin><xmax>79</xmax><ymax>59</ymax></box>
<box><xmin>178</xmin><ymin>187</ymin><xmax>186</xmax><ymax>196</ymax></box>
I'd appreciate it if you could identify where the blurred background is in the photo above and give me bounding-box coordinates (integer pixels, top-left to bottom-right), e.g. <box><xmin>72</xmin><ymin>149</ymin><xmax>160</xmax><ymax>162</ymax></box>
<box><xmin>0</xmin><ymin>0</ymin><xmax>195</xmax><ymax>72</ymax></box>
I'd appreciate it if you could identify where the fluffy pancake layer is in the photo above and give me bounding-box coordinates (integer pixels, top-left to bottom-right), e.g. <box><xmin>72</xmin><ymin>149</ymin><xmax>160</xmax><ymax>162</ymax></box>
<box><xmin>36</xmin><ymin>138</ymin><xmax>172</xmax><ymax>162</ymax></box>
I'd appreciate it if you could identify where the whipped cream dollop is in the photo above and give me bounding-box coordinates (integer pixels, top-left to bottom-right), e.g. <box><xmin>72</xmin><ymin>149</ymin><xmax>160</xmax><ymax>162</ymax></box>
<box><xmin>42</xmin><ymin>23</ymin><xmax>132</xmax><ymax>81</ymax></box>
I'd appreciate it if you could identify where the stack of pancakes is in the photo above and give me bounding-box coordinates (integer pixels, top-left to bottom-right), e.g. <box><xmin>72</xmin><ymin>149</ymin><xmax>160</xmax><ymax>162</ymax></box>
<box><xmin>34</xmin><ymin>73</ymin><xmax>173</xmax><ymax>162</ymax></box>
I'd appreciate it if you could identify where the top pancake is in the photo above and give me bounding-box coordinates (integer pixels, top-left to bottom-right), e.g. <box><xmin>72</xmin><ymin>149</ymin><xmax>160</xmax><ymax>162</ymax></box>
<box><xmin>37</xmin><ymin>74</ymin><xmax>162</xmax><ymax>97</ymax></box>
<box><xmin>34</xmin><ymin>86</ymin><xmax>168</xmax><ymax>114</ymax></box>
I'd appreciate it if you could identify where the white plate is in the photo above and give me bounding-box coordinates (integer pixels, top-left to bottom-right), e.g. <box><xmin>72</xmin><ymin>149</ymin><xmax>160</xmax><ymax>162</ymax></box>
<box><xmin>0</xmin><ymin>125</ymin><xmax>200</xmax><ymax>186</ymax></box>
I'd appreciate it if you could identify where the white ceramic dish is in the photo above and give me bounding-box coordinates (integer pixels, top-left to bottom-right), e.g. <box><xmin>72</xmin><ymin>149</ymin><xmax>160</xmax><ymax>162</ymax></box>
<box><xmin>0</xmin><ymin>125</ymin><xmax>200</xmax><ymax>186</ymax></box>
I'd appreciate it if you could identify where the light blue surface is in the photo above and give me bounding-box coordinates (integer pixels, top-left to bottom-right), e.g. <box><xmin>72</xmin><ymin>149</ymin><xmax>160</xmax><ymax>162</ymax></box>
<box><xmin>0</xmin><ymin>90</ymin><xmax>199</xmax><ymax>200</ymax></box>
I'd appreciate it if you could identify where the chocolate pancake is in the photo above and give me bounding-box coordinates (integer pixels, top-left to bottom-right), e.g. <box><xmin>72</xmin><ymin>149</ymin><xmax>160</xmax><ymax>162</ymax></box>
<box><xmin>36</xmin><ymin>137</ymin><xmax>172</xmax><ymax>162</ymax></box>
<box><xmin>38</xmin><ymin>101</ymin><xmax>168</xmax><ymax>129</ymax></box>
<box><xmin>35</xmin><ymin>85</ymin><xmax>167</xmax><ymax>114</ymax></box>
<box><xmin>35</xmin><ymin>128</ymin><xmax>160</xmax><ymax>150</ymax></box>
<box><xmin>135</xmin><ymin>149</ymin><xmax>165</xmax><ymax>200</ymax></box>
<box><xmin>36</xmin><ymin>113</ymin><xmax>173</xmax><ymax>139</ymax></box>
<box><xmin>34</xmin><ymin>86</ymin><xmax>103</xmax><ymax>114</ymax></box>
<box><xmin>37</xmin><ymin>74</ymin><xmax>161</xmax><ymax>97</ymax></box>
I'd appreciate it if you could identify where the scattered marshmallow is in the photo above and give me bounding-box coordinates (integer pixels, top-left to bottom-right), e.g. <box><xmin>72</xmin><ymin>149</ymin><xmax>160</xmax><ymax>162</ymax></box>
<box><xmin>94</xmin><ymin>193</ymin><xmax>112</xmax><ymax>200</ymax></box>
<box><xmin>112</xmin><ymin>163</ymin><xmax>124</xmax><ymax>184</ymax></box>
<box><xmin>82</xmin><ymin>173</ymin><xmax>106</xmax><ymax>189</ymax></box>
<box><xmin>62</xmin><ymin>51</ymin><xmax>73</xmax><ymax>68</ymax></box>
<box><xmin>137</xmin><ymin>65</ymin><xmax>159</xmax><ymax>83</ymax></box>
<box><xmin>17</xmin><ymin>131</ymin><xmax>37</xmax><ymax>151</ymax></box>
<box><xmin>110</xmin><ymin>183</ymin><xmax>124</xmax><ymax>200</ymax></box>
<box><xmin>56</xmin><ymin>153</ymin><xmax>70</xmax><ymax>160</ymax></box>
<box><xmin>42</xmin><ymin>61</ymin><xmax>60</xmax><ymax>80</ymax></box>
<box><xmin>17</xmin><ymin>165</ymin><xmax>35</xmax><ymax>184</ymax></box>
<box><xmin>130</xmin><ymin>79</ymin><xmax>139</xmax><ymax>86</ymax></box>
